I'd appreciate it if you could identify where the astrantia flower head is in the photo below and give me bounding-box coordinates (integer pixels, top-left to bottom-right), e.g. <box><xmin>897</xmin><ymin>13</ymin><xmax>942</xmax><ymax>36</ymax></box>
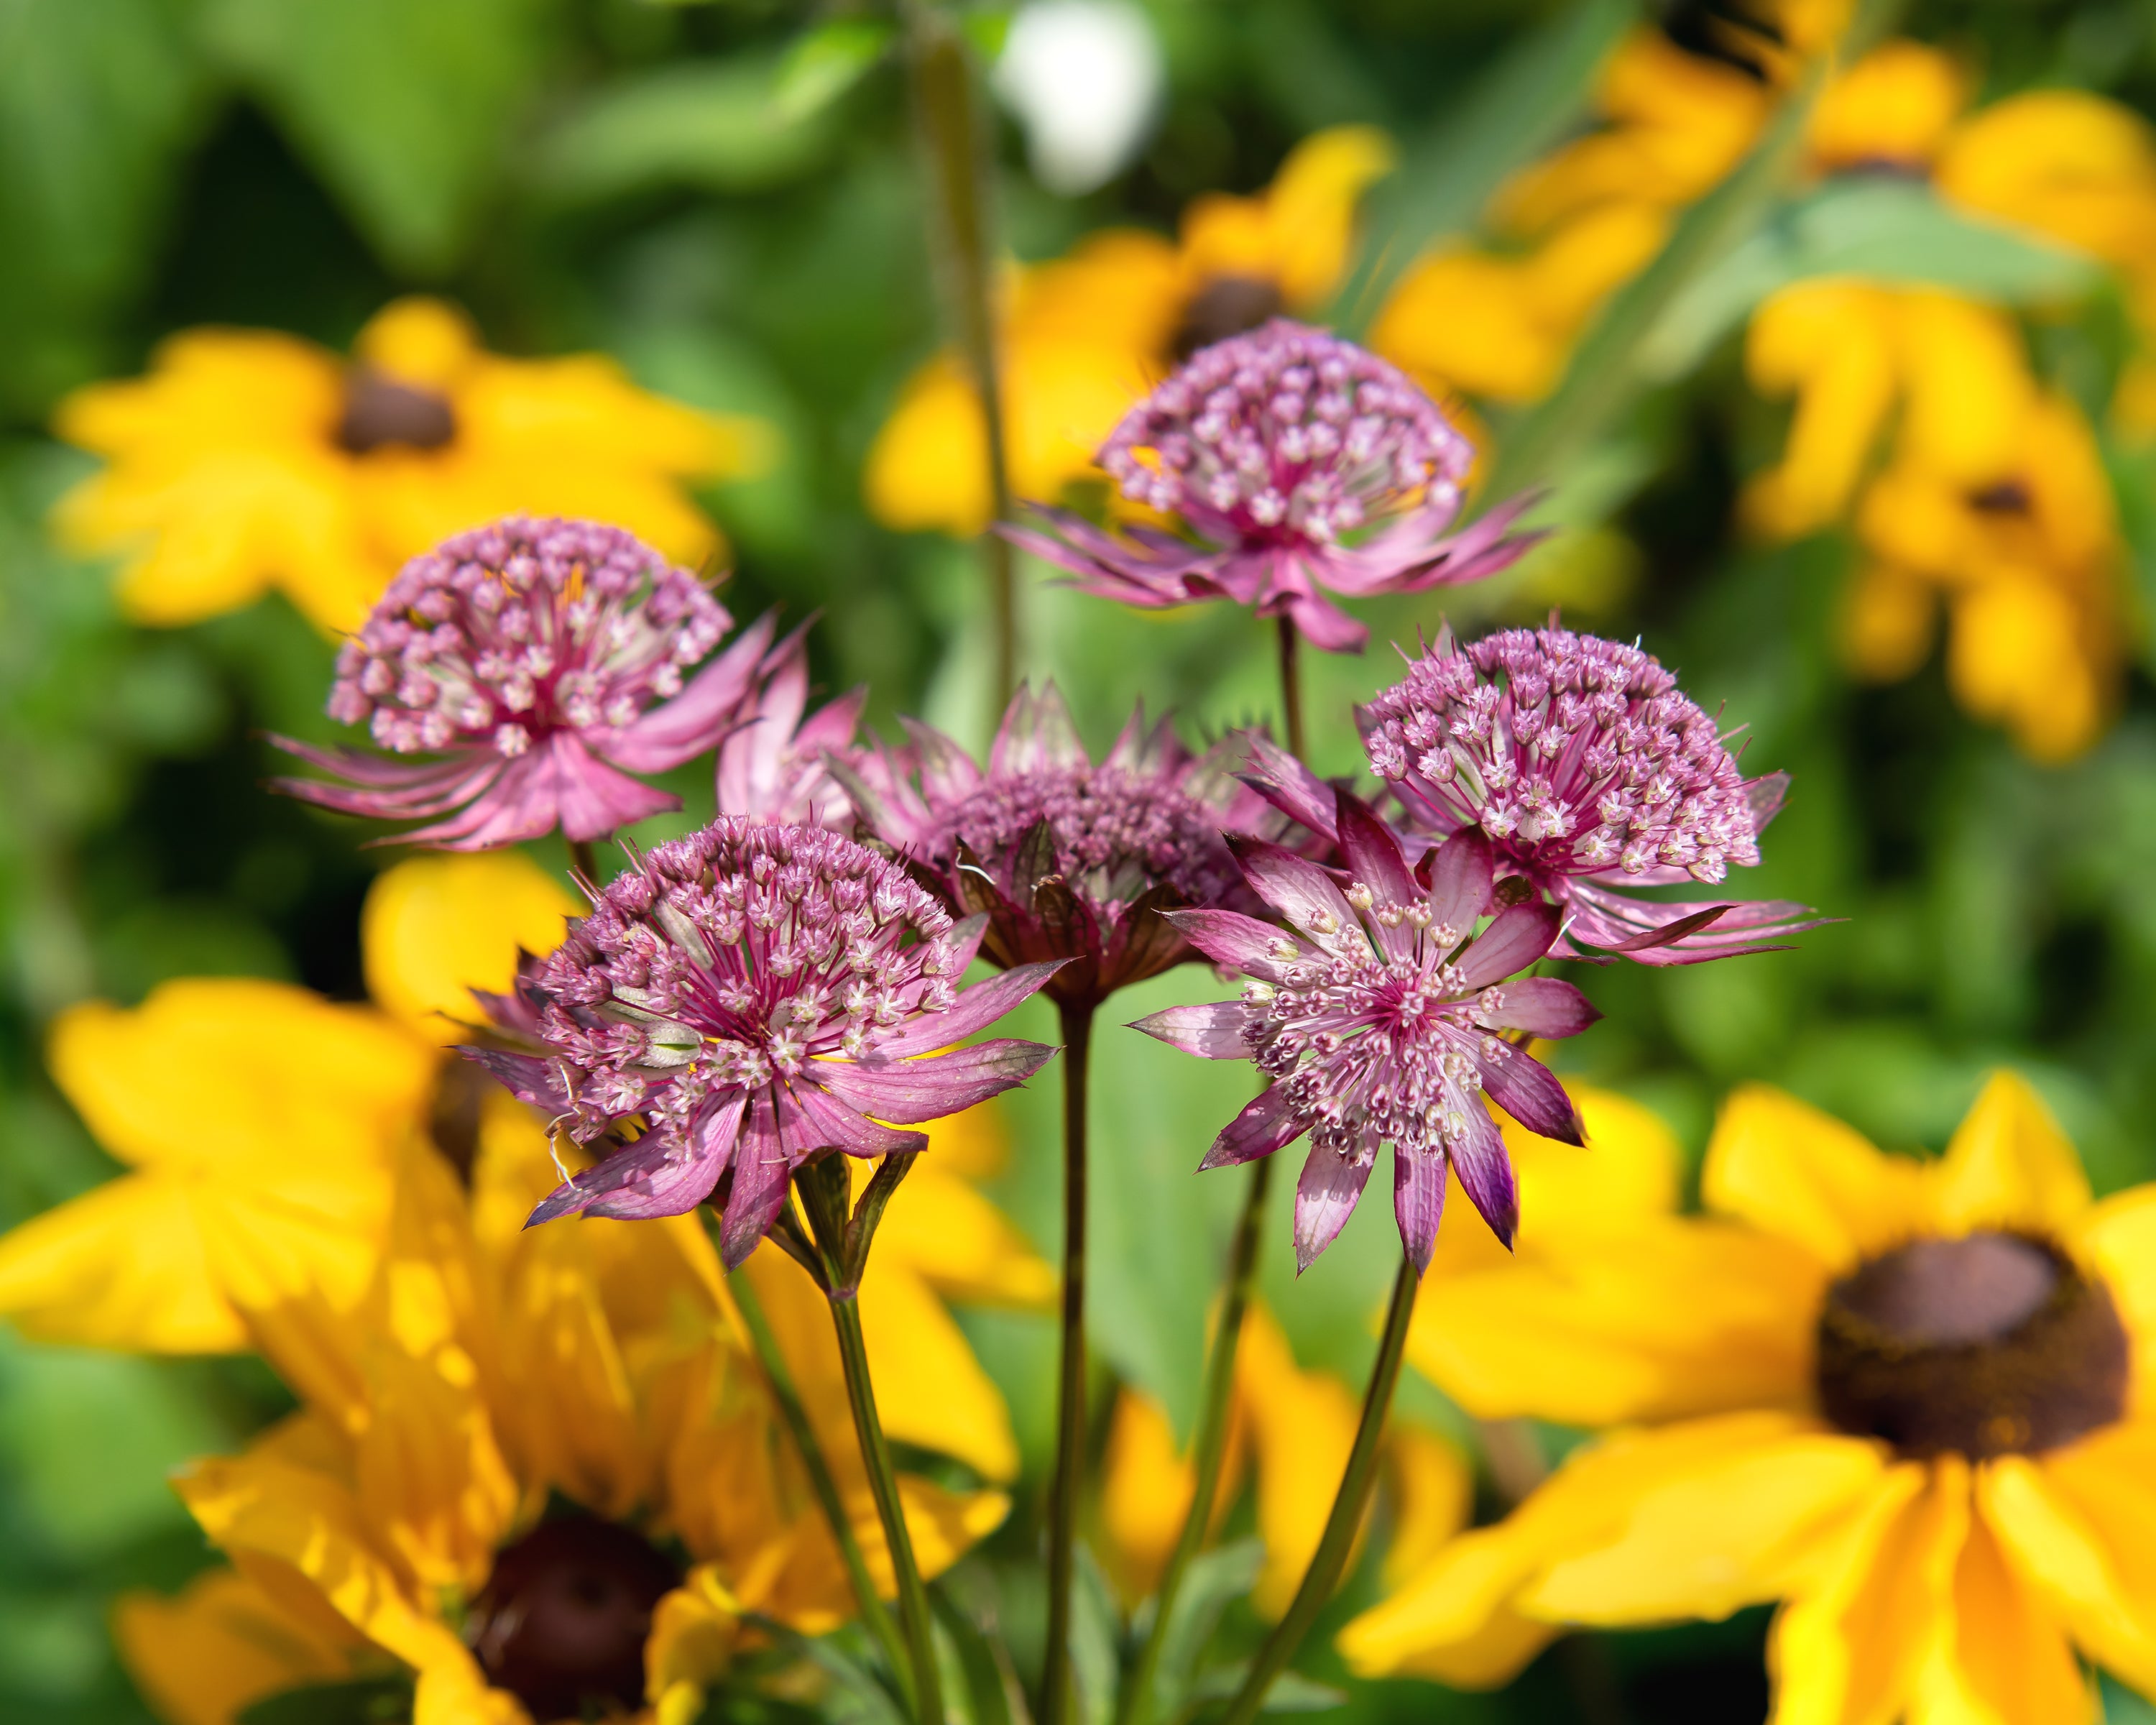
<box><xmin>1136</xmin><ymin>792</ymin><xmax>1598</xmax><ymax>1273</ymax></box>
<box><xmin>275</xmin><ymin>515</ymin><xmax>773</xmax><ymax>849</ymax></box>
<box><xmin>1350</xmin><ymin>621</ymin><xmax>1818</xmax><ymax>963</ymax></box>
<box><xmin>837</xmin><ymin>684</ymin><xmax>1277</xmax><ymax>1009</ymax></box>
<box><xmin>1009</xmin><ymin>320</ymin><xmax>1536</xmax><ymax>651</ymax></box>
<box><xmin>468</xmin><ymin>817</ymin><xmax>1063</xmax><ymax>1266</ymax></box>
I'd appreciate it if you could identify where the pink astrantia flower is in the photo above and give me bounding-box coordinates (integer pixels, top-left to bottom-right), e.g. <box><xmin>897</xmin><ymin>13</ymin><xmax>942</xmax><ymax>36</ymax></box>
<box><xmin>1346</xmin><ymin>622</ymin><xmax>1820</xmax><ymax>964</ymax></box>
<box><xmin>1135</xmin><ymin>791</ymin><xmax>1598</xmax><ymax>1272</ymax></box>
<box><xmin>1006</xmin><ymin>320</ymin><xmax>1537</xmax><ymax>652</ymax></box>
<box><xmin>714</xmin><ymin>623</ymin><xmax>866</xmax><ymax>827</ymax></box>
<box><xmin>273</xmin><ymin>516</ymin><xmax>770</xmax><ymax>849</ymax></box>
<box><xmin>465</xmin><ymin>818</ymin><xmax>1063</xmax><ymax>1266</ymax></box>
<box><xmin>834</xmin><ymin>683</ymin><xmax>1279</xmax><ymax>1010</ymax></box>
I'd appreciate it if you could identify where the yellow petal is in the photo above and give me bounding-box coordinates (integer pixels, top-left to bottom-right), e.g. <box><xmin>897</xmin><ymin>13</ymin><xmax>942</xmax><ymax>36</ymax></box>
<box><xmin>1976</xmin><ymin>1453</ymin><xmax>2156</xmax><ymax>1696</ymax></box>
<box><xmin>865</xmin><ymin>1162</ymin><xmax>1055</xmax><ymax>1308</ymax></box>
<box><xmin>1841</xmin><ymin>561</ymin><xmax>1940</xmax><ymax>684</ymax></box>
<box><xmin>414</xmin><ymin>1657</ymin><xmax>531</xmax><ymax>1725</ymax></box>
<box><xmin>362</xmin><ymin>852</ymin><xmax>578</xmax><ymax>1042</ymax></box>
<box><xmin>113</xmin><ymin>1565</ymin><xmax>364</xmax><ymax>1725</ymax></box>
<box><xmin>354</xmin><ymin>298</ymin><xmax>480</xmax><ymax>391</ymax></box>
<box><xmin>1938</xmin><ymin>90</ymin><xmax>2156</xmax><ymax>270</ymax></box>
<box><xmin>2074</xmin><ymin>1193</ymin><xmax>2156</xmax><ymax>1413</ymax></box>
<box><xmin>854</xmin><ymin>1258</ymin><xmax>1021</xmax><ymax>1483</ymax></box>
<box><xmin>1101</xmin><ymin>1387</ymin><xmax>1197</xmax><ymax>1601</ymax></box>
<box><xmin>1769</xmin><ymin>1460</ymin><xmax>1958</xmax><ymax>1725</ymax></box>
<box><xmin>1914</xmin><ymin>1489</ymin><xmax>2093</xmax><ymax>1725</ymax></box>
<box><xmin>1253</xmin><ymin>126</ymin><xmax>1397</xmax><ymax>308</ymax></box>
<box><xmin>1930</xmin><ymin>1071</ymin><xmax>2091</xmax><ymax>1237</ymax></box>
<box><xmin>1743</xmin><ymin>280</ymin><xmax>1900</xmax><ymax>536</ymax></box>
<box><xmin>648</xmin><ymin>1565</ymin><xmax>742</xmax><ymax>1725</ymax></box>
<box><xmin>1409</xmin><ymin>1216</ymin><xmax>1821</xmax><ymax>1426</ymax></box>
<box><xmin>1338</xmin><ymin>1411</ymin><xmax>1815</xmax><ymax>1685</ymax></box>
<box><xmin>1238</xmin><ymin>1307</ymin><xmax>1363</xmax><ymax>1619</ymax></box>
<box><xmin>1368</xmin><ymin>248</ymin><xmax>1560</xmax><ymax>405</ymax></box>
<box><xmin>1945</xmin><ymin>570</ymin><xmax>2106</xmax><ymax>764</ymax></box>
<box><xmin>48</xmin><ymin>979</ymin><xmax>432</xmax><ymax>1171</ymax></box>
<box><xmin>1810</xmin><ymin>40</ymin><xmax>1967</xmax><ymax>171</ymax></box>
<box><xmin>1381</xmin><ymin>1422</ymin><xmax>1473</xmax><ymax>1590</ymax></box>
<box><xmin>1892</xmin><ymin>291</ymin><xmax>2036</xmax><ymax>489</ymax></box>
<box><xmin>1702</xmin><ymin>1084</ymin><xmax>1928</xmax><ymax>1271</ymax></box>
<box><xmin>1506</xmin><ymin>1082</ymin><xmax>1684</xmax><ymax>1243</ymax></box>
<box><xmin>1523</xmin><ymin>1430</ymin><xmax>1887</xmax><ymax>1624</ymax></box>
<box><xmin>864</xmin><ymin>354</ymin><xmax>992</xmax><ymax>535</ymax></box>
<box><xmin>0</xmin><ymin>1170</ymin><xmax>246</xmax><ymax>1352</ymax></box>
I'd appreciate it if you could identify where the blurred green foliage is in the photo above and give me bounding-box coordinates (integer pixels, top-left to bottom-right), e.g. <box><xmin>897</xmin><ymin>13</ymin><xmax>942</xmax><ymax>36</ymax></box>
<box><xmin>6</xmin><ymin>1</ymin><xmax>2156</xmax><ymax>1721</ymax></box>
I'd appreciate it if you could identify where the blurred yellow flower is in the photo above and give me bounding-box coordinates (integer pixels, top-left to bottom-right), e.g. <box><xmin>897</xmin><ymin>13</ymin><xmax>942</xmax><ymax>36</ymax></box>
<box><xmin>1340</xmin><ymin>1073</ymin><xmax>2156</xmax><ymax>1725</ymax></box>
<box><xmin>52</xmin><ymin>298</ymin><xmax>765</xmax><ymax>633</ymax></box>
<box><xmin>864</xmin><ymin>126</ymin><xmax>1396</xmax><ymax>535</ymax></box>
<box><xmin>1100</xmin><ymin>1304</ymin><xmax>1471</xmax><ymax>1617</ymax></box>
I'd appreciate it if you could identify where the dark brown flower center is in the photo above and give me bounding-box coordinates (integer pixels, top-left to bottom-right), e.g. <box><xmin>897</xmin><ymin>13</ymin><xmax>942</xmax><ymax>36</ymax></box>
<box><xmin>1968</xmin><ymin>479</ymin><xmax>2033</xmax><ymax>515</ymax></box>
<box><xmin>1171</xmin><ymin>274</ymin><xmax>1286</xmax><ymax>359</ymax></box>
<box><xmin>466</xmin><ymin>1514</ymin><xmax>682</xmax><ymax>1719</ymax></box>
<box><xmin>1816</xmin><ymin>1230</ymin><xmax>2129</xmax><ymax>1458</ymax></box>
<box><xmin>337</xmin><ymin>369</ymin><xmax>457</xmax><ymax>454</ymax></box>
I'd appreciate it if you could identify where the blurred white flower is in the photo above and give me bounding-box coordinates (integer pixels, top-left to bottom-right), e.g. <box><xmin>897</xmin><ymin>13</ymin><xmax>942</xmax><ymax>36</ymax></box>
<box><xmin>993</xmin><ymin>0</ymin><xmax>1166</xmax><ymax>196</ymax></box>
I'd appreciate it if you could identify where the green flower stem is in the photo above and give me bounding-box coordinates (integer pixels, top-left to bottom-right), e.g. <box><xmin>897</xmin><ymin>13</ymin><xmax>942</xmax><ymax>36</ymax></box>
<box><xmin>1115</xmin><ymin>1154</ymin><xmax>1276</xmax><ymax>1725</ymax></box>
<box><xmin>827</xmin><ymin>1283</ymin><xmax>946</xmax><ymax>1725</ymax></box>
<box><xmin>726</xmin><ymin>1265</ymin><xmax>910</xmax><ymax>1690</ymax></box>
<box><xmin>1042</xmin><ymin>999</ymin><xmax>1096</xmax><ymax>1725</ymax></box>
<box><xmin>1215</xmin><ymin>1254</ymin><xmax>1421</xmax><ymax>1725</ymax></box>
<box><xmin>1276</xmin><ymin>617</ymin><xmax>1306</xmax><ymax>762</ymax></box>
<box><xmin>903</xmin><ymin>1</ymin><xmax>1018</xmax><ymax>707</ymax></box>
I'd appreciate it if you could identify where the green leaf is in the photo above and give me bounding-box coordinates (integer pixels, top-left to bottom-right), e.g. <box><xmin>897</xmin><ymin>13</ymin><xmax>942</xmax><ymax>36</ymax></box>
<box><xmin>775</xmin><ymin>17</ymin><xmax>895</xmax><ymax>121</ymax></box>
<box><xmin>1637</xmin><ymin>177</ymin><xmax>2102</xmax><ymax>382</ymax></box>
<box><xmin>237</xmin><ymin>1675</ymin><xmax>414</xmax><ymax>1725</ymax></box>
<box><xmin>1141</xmin><ymin>1540</ymin><xmax>1262</xmax><ymax>1723</ymax></box>
<box><xmin>1069</xmin><ymin>1542</ymin><xmax>1123</xmax><ymax>1725</ymax></box>
<box><xmin>930</xmin><ymin>1585</ymin><xmax>1016</xmax><ymax>1725</ymax></box>
<box><xmin>196</xmin><ymin>0</ymin><xmax>555</xmax><ymax>272</ymax></box>
<box><xmin>744</xmin><ymin>1615</ymin><xmax>909</xmax><ymax>1725</ymax></box>
<box><xmin>1185</xmin><ymin>1664</ymin><xmax>1346</xmax><ymax>1714</ymax></box>
<box><xmin>533</xmin><ymin>53</ymin><xmax>842</xmax><ymax>205</ymax></box>
<box><xmin>1328</xmin><ymin>0</ymin><xmax>1639</xmax><ymax>337</ymax></box>
<box><xmin>0</xmin><ymin>0</ymin><xmax>212</xmax><ymax>410</ymax></box>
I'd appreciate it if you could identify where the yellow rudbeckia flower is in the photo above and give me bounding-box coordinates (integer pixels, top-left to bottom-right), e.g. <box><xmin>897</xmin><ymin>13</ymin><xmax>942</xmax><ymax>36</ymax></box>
<box><xmin>52</xmin><ymin>297</ymin><xmax>766</xmax><ymax>633</ymax></box>
<box><xmin>1342</xmin><ymin>1072</ymin><xmax>2156</xmax><ymax>1725</ymax></box>
<box><xmin>863</xmin><ymin>126</ymin><xmax>1396</xmax><ymax>535</ymax></box>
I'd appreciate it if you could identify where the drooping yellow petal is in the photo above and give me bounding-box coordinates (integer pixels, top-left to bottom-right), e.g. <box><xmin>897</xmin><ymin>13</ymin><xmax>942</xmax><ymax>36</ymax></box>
<box><xmin>1523</xmin><ymin>1428</ymin><xmax>1887</xmax><ymax>1624</ymax></box>
<box><xmin>1370</xmin><ymin>249</ymin><xmax>1561</xmax><ymax>405</ymax></box>
<box><xmin>1913</xmin><ymin>1491</ymin><xmax>2093</xmax><ymax>1725</ymax></box>
<box><xmin>1769</xmin><ymin>1459</ymin><xmax>1956</xmax><ymax>1725</ymax></box>
<box><xmin>1381</xmin><ymin>1423</ymin><xmax>1473</xmax><ymax>1589</ymax></box>
<box><xmin>2020</xmin><ymin>1425</ymin><xmax>2156</xmax><ymax>1672</ymax></box>
<box><xmin>1238</xmin><ymin>1307</ymin><xmax>1363</xmax><ymax>1619</ymax></box>
<box><xmin>354</xmin><ymin>298</ymin><xmax>480</xmax><ymax>392</ymax></box>
<box><xmin>647</xmin><ymin>1565</ymin><xmax>742</xmax><ymax>1725</ymax></box>
<box><xmin>1842</xmin><ymin>561</ymin><xmax>1940</xmax><ymax>684</ymax></box>
<box><xmin>1411</xmin><ymin>1216</ymin><xmax>1822</xmax><ymax>1426</ymax></box>
<box><xmin>864</xmin><ymin>355</ymin><xmax>995</xmax><ymax>535</ymax></box>
<box><xmin>1976</xmin><ymin>1454</ymin><xmax>2156</xmax><ymax>1697</ymax></box>
<box><xmin>1892</xmin><ymin>291</ymin><xmax>2035</xmax><ymax>489</ymax></box>
<box><xmin>49</xmin><ymin>980</ymin><xmax>432</xmax><ymax>1172</ymax></box>
<box><xmin>1338</xmin><ymin>1411</ymin><xmax>1818</xmax><ymax>1685</ymax></box>
<box><xmin>1743</xmin><ymin>280</ymin><xmax>1900</xmax><ymax>536</ymax></box>
<box><xmin>113</xmin><ymin>1565</ymin><xmax>366</xmax><ymax>1725</ymax></box>
<box><xmin>1810</xmin><ymin>40</ymin><xmax>1966</xmax><ymax>171</ymax></box>
<box><xmin>1944</xmin><ymin>568</ymin><xmax>2106</xmax><ymax>764</ymax></box>
<box><xmin>0</xmin><ymin>1170</ymin><xmax>246</xmax><ymax>1351</ymax></box>
<box><xmin>2075</xmin><ymin>1193</ymin><xmax>2156</xmax><ymax>1412</ymax></box>
<box><xmin>866</xmin><ymin>1162</ymin><xmax>1055</xmax><ymax>1308</ymax></box>
<box><xmin>361</xmin><ymin>852</ymin><xmax>579</xmax><ymax>1042</ymax></box>
<box><xmin>1246</xmin><ymin>125</ymin><xmax>1397</xmax><ymax>308</ymax></box>
<box><xmin>1102</xmin><ymin>1388</ymin><xmax>1197</xmax><ymax>1602</ymax></box>
<box><xmin>1702</xmin><ymin>1084</ymin><xmax>1929</xmax><ymax>1271</ymax></box>
<box><xmin>1938</xmin><ymin>90</ymin><xmax>2156</xmax><ymax>270</ymax></box>
<box><xmin>854</xmin><ymin>1258</ymin><xmax>1022</xmax><ymax>1484</ymax></box>
<box><xmin>1929</xmin><ymin>1070</ymin><xmax>2091</xmax><ymax>1238</ymax></box>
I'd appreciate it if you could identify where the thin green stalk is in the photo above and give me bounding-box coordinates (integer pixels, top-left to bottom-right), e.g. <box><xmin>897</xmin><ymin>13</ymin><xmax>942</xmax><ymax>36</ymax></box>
<box><xmin>1215</xmin><ymin>1254</ymin><xmax>1421</xmax><ymax>1725</ymax></box>
<box><xmin>828</xmin><ymin>1287</ymin><xmax>946</xmax><ymax>1725</ymax></box>
<box><xmin>1116</xmin><ymin>1155</ymin><xmax>1276</xmax><ymax>1725</ymax></box>
<box><xmin>727</xmin><ymin>1264</ymin><xmax>908</xmax><ymax>1688</ymax></box>
<box><xmin>1275</xmin><ymin>617</ymin><xmax>1307</xmax><ymax>762</ymax></box>
<box><xmin>1042</xmin><ymin>1000</ymin><xmax>1096</xmax><ymax>1725</ymax></box>
<box><xmin>903</xmin><ymin>1</ymin><xmax>1017</xmax><ymax>709</ymax></box>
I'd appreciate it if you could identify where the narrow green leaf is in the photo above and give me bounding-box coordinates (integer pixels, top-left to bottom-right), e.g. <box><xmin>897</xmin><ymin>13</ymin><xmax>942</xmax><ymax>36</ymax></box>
<box><xmin>1184</xmin><ymin>1665</ymin><xmax>1345</xmax><ymax>1714</ymax></box>
<box><xmin>1069</xmin><ymin>1542</ymin><xmax>1123</xmax><ymax>1725</ymax></box>
<box><xmin>773</xmin><ymin>17</ymin><xmax>895</xmax><ymax>123</ymax></box>
<box><xmin>1328</xmin><ymin>0</ymin><xmax>1639</xmax><ymax>338</ymax></box>
<box><xmin>1143</xmin><ymin>1540</ymin><xmax>1263</xmax><ymax>1722</ymax></box>
<box><xmin>236</xmin><ymin>1675</ymin><xmax>414</xmax><ymax>1725</ymax></box>
<box><xmin>745</xmin><ymin>1614</ymin><xmax>910</xmax><ymax>1725</ymax></box>
<box><xmin>930</xmin><ymin>1584</ymin><xmax>1016</xmax><ymax>1725</ymax></box>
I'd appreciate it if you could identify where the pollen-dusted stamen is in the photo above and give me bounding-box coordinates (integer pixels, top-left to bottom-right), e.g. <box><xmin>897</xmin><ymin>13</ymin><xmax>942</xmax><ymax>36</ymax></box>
<box><xmin>466</xmin><ymin>1513</ymin><xmax>681</xmax><ymax>1721</ymax></box>
<box><xmin>336</xmin><ymin>368</ymin><xmax>458</xmax><ymax>454</ymax></box>
<box><xmin>464</xmin><ymin>818</ymin><xmax>1061</xmax><ymax>1265</ymax></box>
<box><xmin>1815</xmin><ymin>1230</ymin><xmax>2130</xmax><ymax>1459</ymax></box>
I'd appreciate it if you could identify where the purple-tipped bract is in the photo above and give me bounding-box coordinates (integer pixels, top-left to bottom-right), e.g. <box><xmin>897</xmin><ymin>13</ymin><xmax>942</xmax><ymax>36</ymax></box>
<box><xmin>274</xmin><ymin>516</ymin><xmax>769</xmax><ymax>848</ymax></box>
<box><xmin>1008</xmin><ymin>320</ymin><xmax>1537</xmax><ymax>652</ymax></box>
<box><xmin>1133</xmin><ymin>791</ymin><xmax>1598</xmax><ymax>1274</ymax></box>
<box><xmin>464</xmin><ymin>817</ymin><xmax>1062</xmax><ymax>1266</ymax></box>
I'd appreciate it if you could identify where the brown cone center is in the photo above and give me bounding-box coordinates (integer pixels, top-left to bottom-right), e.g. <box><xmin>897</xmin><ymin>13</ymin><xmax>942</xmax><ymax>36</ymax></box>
<box><xmin>1171</xmin><ymin>274</ymin><xmax>1286</xmax><ymax>359</ymax></box>
<box><xmin>1816</xmin><ymin>1230</ymin><xmax>2129</xmax><ymax>1459</ymax></box>
<box><xmin>337</xmin><ymin>369</ymin><xmax>457</xmax><ymax>454</ymax></box>
<box><xmin>466</xmin><ymin>1514</ymin><xmax>681</xmax><ymax>1720</ymax></box>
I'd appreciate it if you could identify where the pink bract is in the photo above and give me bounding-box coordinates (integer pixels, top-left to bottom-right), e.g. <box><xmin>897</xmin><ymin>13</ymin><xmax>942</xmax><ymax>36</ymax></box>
<box><xmin>273</xmin><ymin>516</ymin><xmax>769</xmax><ymax>848</ymax></box>
<box><xmin>1007</xmin><ymin>320</ymin><xmax>1537</xmax><ymax>652</ymax></box>
<box><xmin>465</xmin><ymin>818</ymin><xmax>1062</xmax><ymax>1266</ymax></box>
<box><xmin>1134</xmin><ymin>791</ymin><xmax>1598</xmax><ymax>1272</ymax></box>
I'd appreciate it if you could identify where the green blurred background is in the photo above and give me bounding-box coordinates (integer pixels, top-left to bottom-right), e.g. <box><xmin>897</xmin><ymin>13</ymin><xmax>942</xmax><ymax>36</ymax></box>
<box><xmin>6</xmin><ymin>1</ymin><xmax>2156</xmax><ymax>1720</ymax></box>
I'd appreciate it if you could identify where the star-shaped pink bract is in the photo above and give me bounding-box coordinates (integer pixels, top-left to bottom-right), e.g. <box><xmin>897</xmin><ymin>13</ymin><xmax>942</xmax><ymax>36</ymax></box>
<box><xmin>1348</xmin><ymin>622</ymin><xmax>1820</xmax><ymax>964</ymax></box>
<box><xmin>465</xmin><ymin>818</ymin><xmax>1063</xmax><ymax>1266</ymax></box>
<box><xmin>1135</xmin><ymin>793</ymin><xmax>1598</xmax><ymax>1272</ymax></box>
<box><xmin>274</xmin><ymin>516</ymin><xmax>770</xmax><ymax>849</ymax></box>
<box><xmin>836</xmin><ymin>684</ymin><xmax>1279</xmax><ymax>1010</ymax></box>
<box><xmin>1007</xmin><ymin>321</ymin><xmax>1537</xmax><ymax>652</ymax></box>
<box><xmin>714</xmin><ymin>622</ymin><xmax>867</xmax><ymax>828</ymax></box>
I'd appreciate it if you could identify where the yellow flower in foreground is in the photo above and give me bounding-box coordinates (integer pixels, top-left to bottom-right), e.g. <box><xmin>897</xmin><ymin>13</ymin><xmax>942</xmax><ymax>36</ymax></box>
<box><xmin>53</xmin><ymin>297</ymin><xmax>765</xmax><ymax>632</ymax></box>
<box><xmin>865</xmin><ymin>126</ymin><xmax>1395</xmax><ymax>535</ymax></box>
<box><xmin>1342</xmin><ymin>1073</ymin><xmax>2156</xmax><ymax>1725</ymax></box>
